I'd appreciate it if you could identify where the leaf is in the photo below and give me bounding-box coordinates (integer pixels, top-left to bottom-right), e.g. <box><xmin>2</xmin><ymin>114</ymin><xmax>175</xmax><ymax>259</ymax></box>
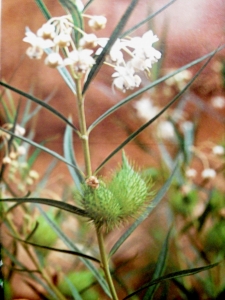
<box><xmin>121</xmin><ymin>0</ymin><xmax>177</xmax><ymax>37</ymax></box>
<box><xmin>143</xmin><ymin>228</ymin><xmax>172</xmax><ymax>300</ymax></box>
<box><xmin>109</xmin><ymin>165</ymin><xmax>177</xmax><ymax>257</ymax></box>
<box><xmin>88</xmin><ymin>46</ymin><xmax>224</xmax><ymax>134</ymax></box>
<box><xmin>37</xmin><ymin>205</ymin><xmax>112</xmax><ymax>298</ymax></box>
<box><xmin>0</xmin><ymin>127</ymin><xmax>81</xmax><ymax>170</ymax></box>
<box><xmin>34</xmin><ymin>0</ymin><xmax>51</xmax><ymax>20</ymax></box>
<box><xmin>82</xmin><ymin>0</ymin><xmax>139</xmax><ymax>94</ymax></box>
<box><xmin>94</xmin><ymin>51</ymin><xmax>218</xmax><ymax>173</ymax></box>
<box><xmin>83</xmin><ymin>0</ymin><xmax>95</xmax><ymax>11</ymax></box>
<box><xmin>64</xmin><ymin>119</ymin><xmax>84</xmax><ymax>193</ymax></box>
<box><xmin>0</xmin><ymin>81</ymin><xmax>78</xmax><ymax>133</ymax></box>
<box><xmin>3</xmin><ymin>197</ymin><xmax>87</xmax><ymax>217</ymax></box>
<box><xmin>12</xmin><ymin>236</ymin><xmax>100</xmax><ymax>263</ymax></box>
<box><xmin>124</xmin><ymin>262</ymin><xmax>220</xmax><ymax>299</ymax></box>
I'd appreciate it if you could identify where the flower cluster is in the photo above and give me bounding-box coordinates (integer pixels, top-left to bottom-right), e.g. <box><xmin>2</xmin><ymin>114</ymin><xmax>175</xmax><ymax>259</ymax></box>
<box><xmin>23</xmin><ymin>12</ymin><xmax>161</xmax><ymax>91</ymax></box>
<box><xmin>0</xmin><ymin>123</ymin><xmax>39</xmax><ymax>191</ymax></box>
<box><xmin>1</xmin><ymin>123</ymin><xmax>26</xmax><ymax>164</ymax></box>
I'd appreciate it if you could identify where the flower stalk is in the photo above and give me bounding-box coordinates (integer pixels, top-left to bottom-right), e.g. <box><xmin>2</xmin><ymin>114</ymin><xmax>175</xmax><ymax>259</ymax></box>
<box><xmin>96</xmin><ymin>225</ymin><xmax>119</xmax><ymax>300</ymax></box>
<box><xmin>74</xmin><ymin>77</ymin><xmax>92</xmax><ymax>177</ymax></box>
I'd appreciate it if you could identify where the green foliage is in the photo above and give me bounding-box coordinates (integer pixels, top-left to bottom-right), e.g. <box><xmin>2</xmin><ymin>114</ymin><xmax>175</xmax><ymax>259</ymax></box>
<box><xmin>204</xmin><ymin>219</ymin><xmax>225</xmax><ymax>257</ymax></box>
<box><xmin>58</xmin><ymin>270</ymin><xmax>98</xmax><ymax>299</ymax></box>
<box><xmin>170</xmin><ymin>187</ymin><xmax>198</xmax><ymax>216</ymax></box>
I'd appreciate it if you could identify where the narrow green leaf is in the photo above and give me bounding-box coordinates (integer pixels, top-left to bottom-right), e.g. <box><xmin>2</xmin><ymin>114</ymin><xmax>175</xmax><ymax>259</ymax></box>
<box><xmin>0</xmin><ymin>81</ymin><xmax>78</xmax><ymax>133</ymax></box>
<box><xmin>58</xmin><ymin>0</ymin><xmax>84</xmax><ymax>46</ymax></box>
<box><xmin>83</xmin><ymin>0</ymin><xmax>95</xmax><ymax>11</ymax></box>
<box><xmin>12</xmin><ymin>236</ymin><xmax>100</xmax><ymax>263</ymax></box>
<box><xmin>0</xmin><ymin>127</ymin><xmax>81</xmax><ymax>170</ymax></box>
<box><xmin>82</xmin><ymin>0</ymin><xmax>139</xmax><ymax>94</ymax></box>
<box><xmin>3</xmin><ymin>197</ymin><xmax>87</xmax><ymax>217</ymax></box>
<box><xmin>143</xmin><ymin>228</ymin><xmax>172</xmax><ymax>300</ymax></box>
<box><xmin>121</xmin><ymin>0</ymin><xmax>177</xmax><ymax>37</ymax></box>
<box><xmin>34</xmin><ymin>0</ymin><xmax>51</xmax><ymax>20</ymax></box>
<box><xmin>123</xmin><ymin>262</ymin><xmax>220</xmax><ymax>299</ymax></box>
<box><xmin>94</xmin><ymin>52</ymin><xmax>217</xmax><ymax>173</ymax></box>
<box><xmin>109</xmin><ymin>165</ymin><xmax>177</xmax><ymax>257</ymax></box>
<box><xmin>88</xmin><ymin>46</ymin><xmax>224</xmax><ymax>134</ymax></box>
<box><xmin>64</xmin><ymin>119</ymin><xmax>84</xmax><ymax>193</ymax></box>
<box><xmin>64</xmin><ymin>277</ymin><xmax>83</xmax><ymax>300</ymax></box>
<box><xmin>37</xmin><ymin>205</ymin><xmax>112</xmax><ymax>298</ymax></box>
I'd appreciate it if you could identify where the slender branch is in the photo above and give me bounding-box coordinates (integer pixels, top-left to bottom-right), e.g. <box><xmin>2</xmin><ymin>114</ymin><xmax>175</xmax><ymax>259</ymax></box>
<box><xmin>75</xmin><ymin>78</ymin><xmax>92</xmax><ymax>177</ymax></box>
<box><xmin>96</xmin><ymin>225</ymin><xmax>119</xmax><ymax>300</ymax></box>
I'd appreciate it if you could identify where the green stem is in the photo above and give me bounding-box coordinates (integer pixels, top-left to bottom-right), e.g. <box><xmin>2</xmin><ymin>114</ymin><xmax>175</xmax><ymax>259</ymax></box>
<box><xmin>75</xmin><ymin>78</ymin><xmax>92</xmax><ymax>177</ymax></box>
<box><xmin>96</xmin><ymin>225</ymin><xmax>119</xmax><ymax>300</ymax></box>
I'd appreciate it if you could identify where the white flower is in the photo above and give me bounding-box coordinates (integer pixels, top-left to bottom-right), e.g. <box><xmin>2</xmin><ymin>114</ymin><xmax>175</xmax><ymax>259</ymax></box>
<box><xmin>212</xmin><ymin>145</ymin><xmax>224</xmax><ymax>156</ymax></box>
<box><xmin>3</xmin><ymin>156</ymin><xmax>12</xmax><ymax>164</ymax></box>
<box><xmin>157</xmin><ymin>121</ymin><xmax>176</xmax><ymax>141</ymax></box>
<box><xmin>96</xmin><ymin>38</ymin><xmax>128</xmax><ymax>64</ymax></box>
<box><xmin>15</xmin><ymin>124</ymin><xmax>26</xmax><ymax>136</ymax></box>
<box><xmin>201</xmin><ymin>168</ymin><xmax>216</xmax><ymax>179</ymax></box>
<box><xmin>23</xmin><ymin>30</ymin><xmax>54</xmax><ymax>59</ymax></box>
<box><xmin>64</xmin><ymin>49</ymin><xmax>95</xmax><ymax>73</ymax></box>
<box><xmin>79</xmin><ymin>33</ymin><xmax>98</xmax><ymax>49</ymax></box>
<box><xmin>45</xmin><ymin>52</ymin><xmax>63</xmax><ymax>68</ymax></box>
<box><xmin>186</xmin><ymin>168</ymin><xmax>197</xmax><ymax>179</ymax></box>
<box><xmin>37</xmin><ymin>23</ymin><xmax>56</xmax><ymax>39</ymax></box>
<box><xmin>112</xmin><ymin>64</ymin><xmax>141</xmax><ymax>92</ymax></box>
<box><xmin>133</xmin><ymin>97</ymin><xmax>159</xmax><ymax>121</ymax></box>
<box><xmin>211</xmin><ymin>96</ymin><xmax>225</xmax><ymax>109</ymax></box>
<box><xmin>88</xmin><ymin>16</ymin><xmax>107</xmax><ymax>30</ymax></box>
<box><xmin>54</xmin><ymin>33</ymin><xmax>71</xmax><ymax>47</ymax></box>
<box><xmin>29</xmin><ymin>170</ymin><xmax>39</xmax><ymax>180</ymax></box>
<box><xmin>17</xmin><ymin>145</ymin><xmax>26</xmax><ymax>156</ymax></box>
<box><xmin>128</xmin><ymin>30</ymin><xmax>161</xmax><ymax>71</ymax></box>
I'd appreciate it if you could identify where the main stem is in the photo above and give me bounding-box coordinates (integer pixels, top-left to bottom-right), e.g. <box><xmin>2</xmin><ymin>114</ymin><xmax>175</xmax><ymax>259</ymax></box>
<box><xmin>75</xmin><ymin>78</ymin><xmax>118</xmax><ymax>299</ymax></box>
<box><xmin>75</xmin><ymin>78</ymin><xmax>92</xmax><ymax>177</ymax></box>
<box><xmin>96</xmin><ymin>226</ymin><xmax>119</xmax><ymax>300</ymax></box>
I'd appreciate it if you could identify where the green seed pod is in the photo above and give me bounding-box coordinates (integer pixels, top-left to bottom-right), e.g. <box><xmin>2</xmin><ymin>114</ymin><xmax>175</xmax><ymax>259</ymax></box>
<box><xmin>80</xmin><ymin>152</ymin><xmax>153</xmax><ymax>231</ymax></box>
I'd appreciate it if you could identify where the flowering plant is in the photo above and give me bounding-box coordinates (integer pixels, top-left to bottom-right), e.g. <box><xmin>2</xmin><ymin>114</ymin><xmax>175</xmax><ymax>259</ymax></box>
<box><xmin>1</xmin><ymin>0</ymin><xmax>225</xmax><ymax>299</ymax></box>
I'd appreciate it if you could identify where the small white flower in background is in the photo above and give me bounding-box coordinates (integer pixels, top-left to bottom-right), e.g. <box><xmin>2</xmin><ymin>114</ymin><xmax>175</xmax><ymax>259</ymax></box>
<box><xmin>2</xmin><ymin>156</ymin><xmax>12</xmax><ymax>164</ymax></box>
<box><xmin>23</xmin><ymin>30</ymin><xmax>54</xmax><ymax>59</ymax></box>
<box><xmin>157</xmin><ymin>120</ymin><xmax>176</xmax><ymax>141</ymax></box>
<box><xmin>88</xmin><ymin>15</ymin><xmax>107</xmax><ymax>30</ymax></box>
<box><xmin>186</xmin><ymin>168</ymin><xmax>197</xmax><ymax>179</ymax></box>
<box><xmin>64</xmin><ymin>49</ymin><xmax>95</xmax><ymax>73</ymax></box>
<box><xmin>211</xmin><ymin>96</ymin><xmax>225</xmax><ymax>109</ymax></box>
<box><xmin>45</xmin><ymin>52</ymin><xmax>63</xmax><ymax>68</ymax></box>
<box><xmin>212</xmin><ymin>145</ymin><xmax>224</xmax><ymax>156</ymax></box>
<box><xmin>112</xmin><ymin>64</ymin><xmax>141</xmax><ymax>92</ymax></box>
<box><xmin>29</xmin><ymin>170</ymin><xmax>39</xmax><ymax>180</ymax></box>
<box><xmin>133</xmin><ymin>97</ymin><xmax>159</xmax><ymax>121</ymax></box>
<box><xmin>165</xmin><ymin>69</ymin><xmax>192</xmax><ymax>90</ymax></box>
<box><xmin>17</xmin><ymin>145</ymin><xmax>26</xmax><ymax>156</ymax></box>
<box><xmin>15</xmin><ymin>124</ymin><xmax>26</xmax><ymax>136</ymax></box>
<box><xmin>201</xmin><ymin>168</ymin><xmax>216</xmax><ymax>179</ymax></box>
